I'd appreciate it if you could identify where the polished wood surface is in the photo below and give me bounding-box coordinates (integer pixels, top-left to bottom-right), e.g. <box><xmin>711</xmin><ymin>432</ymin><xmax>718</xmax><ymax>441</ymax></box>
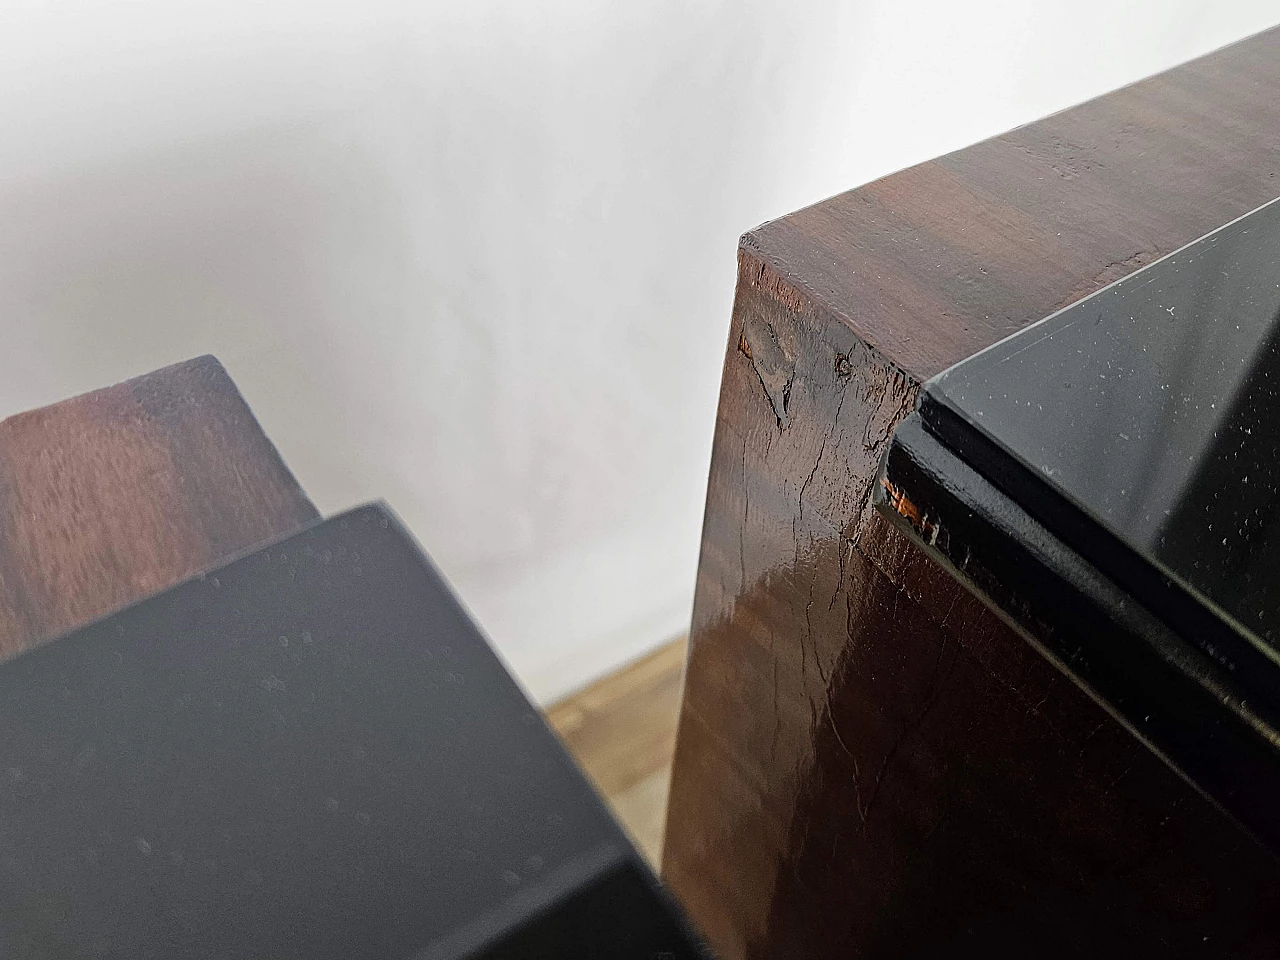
<box><xmin>549</xmin><ymin>637</ymin><xmax>687</xmax><ymax>867</ymax></box>
<box><xmin>664</xmin><ymin>26</ymin><xmax>1280</xmax><ymax>959</ymax></box>
<box><xmin>0</xmin><ymin>355</ymin><xmax>318</xmax><ymax>660</ymax></box>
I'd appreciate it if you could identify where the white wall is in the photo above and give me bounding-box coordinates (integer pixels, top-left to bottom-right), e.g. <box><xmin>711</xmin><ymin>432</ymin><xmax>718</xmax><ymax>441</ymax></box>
<box><xmin>0</xmin><ymin>0</ymin><xmax>1273</xmax><ymax>702</ymax></box>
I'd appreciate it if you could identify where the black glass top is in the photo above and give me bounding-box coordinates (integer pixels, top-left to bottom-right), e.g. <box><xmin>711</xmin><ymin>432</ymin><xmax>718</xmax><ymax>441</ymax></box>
<box><xmin>923</xmin><ymin>197</ymin><xmax>1280</xmax><ymax>681</ymax></box>
<box><xmin>0</xmin><ymin>505</ymin><xmax>702</xmax><ymax>958</ymax></box>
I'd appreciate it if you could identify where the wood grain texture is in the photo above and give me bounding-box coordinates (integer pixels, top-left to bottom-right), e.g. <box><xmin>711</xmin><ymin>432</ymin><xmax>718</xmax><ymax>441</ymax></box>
<box><xmin>0</xmin><ymin>355</ymin><xmax>318</xmax><ymax>660</ymax></box>
<box><xmin>664</xmin><ymin>26</ymin><xmax>1280</xmax><ymax>959</ymax></box>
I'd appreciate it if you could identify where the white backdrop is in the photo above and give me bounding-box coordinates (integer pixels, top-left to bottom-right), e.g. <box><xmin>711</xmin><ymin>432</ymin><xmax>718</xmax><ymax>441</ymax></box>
<box><xmin>0</xmin><ymin>1</ymin><xmax>1274</xmax><ymax>702</ymax></box>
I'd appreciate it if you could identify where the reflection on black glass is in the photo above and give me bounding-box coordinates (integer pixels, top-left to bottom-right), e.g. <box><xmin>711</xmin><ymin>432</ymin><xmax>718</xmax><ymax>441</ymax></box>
<box><xmin>930</xmin><ymin>197</ymin><xmax>1280</xmax><ymax>651</ymax></box>
<box><xmin>1159</xmin><ymin>306</ymin><xmax>1280</xmax><ymax>640</ymax></box>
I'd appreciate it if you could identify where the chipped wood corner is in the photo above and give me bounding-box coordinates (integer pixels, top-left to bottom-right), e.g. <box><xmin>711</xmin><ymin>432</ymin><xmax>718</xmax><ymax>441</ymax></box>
<box><xmin>878</xmin><ymin>473</ymin><xmax>940</xmax><ymax>546</ymax></box>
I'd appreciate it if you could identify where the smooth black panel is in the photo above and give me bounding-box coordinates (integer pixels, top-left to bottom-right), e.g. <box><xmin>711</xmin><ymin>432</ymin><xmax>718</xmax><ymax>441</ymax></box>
<box><xmin>924</xmin><ymin>197</ymin><xmax>1280</xmax><ymax>687</ymax></box>
<box><xmin>0</xmin><ymin>504</ymin><xmax>704</xmax><ymax>959</ymax></box>
<box><xmin>877</xmin><ymin>415</ymin><xmax>1280</xmax><ymax>855</ymax></box>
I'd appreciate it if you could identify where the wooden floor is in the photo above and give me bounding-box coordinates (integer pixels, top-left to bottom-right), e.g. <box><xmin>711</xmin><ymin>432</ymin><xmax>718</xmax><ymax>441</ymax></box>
<box><xmin>546</xmin><ymin>636</ymin><xmax>687</xmax><ymax>867</ymax></box>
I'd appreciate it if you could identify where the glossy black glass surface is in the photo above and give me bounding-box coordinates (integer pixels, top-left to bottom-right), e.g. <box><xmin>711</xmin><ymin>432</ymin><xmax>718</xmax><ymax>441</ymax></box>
<box><xmin>878</xmin><ymin>415</ymin><xmax>1280</xmax><ymax>853</ymax></box>
<box><xmin>0</xmin><ymin>504</ymin><xmax>704</xmax><ymax>959</ymax></box>
<box><xmin>923</xmin><ymin>197</ymin><xmax>1280</xmax><ymax>682</ymax></box>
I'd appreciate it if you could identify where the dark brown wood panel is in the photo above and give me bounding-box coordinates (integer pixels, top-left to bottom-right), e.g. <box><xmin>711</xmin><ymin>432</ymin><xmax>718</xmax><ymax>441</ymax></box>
<box><xmin>0</xmin><ymin>355</ymin><xmax>318</xmax><ymax>659</ymax></box>
<box><xmin>748</xmin><ymin>28</ymin><xmax>1280</xmax><ymax>383</ymax></box>
<box><xmin>664</xmin><ymin>26</ymin><xmax>1280</xmax><ymax>959</ymax></box>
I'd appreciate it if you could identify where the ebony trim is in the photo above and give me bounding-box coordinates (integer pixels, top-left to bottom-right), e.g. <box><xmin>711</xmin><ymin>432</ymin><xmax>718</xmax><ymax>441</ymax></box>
<box><xmin>877</xmin><ymin>415</ymin><xmax>1280</xmax><ymax>856</ymax></box>
<box><xmin>918</xmin><ymin>388</ymin><xmax>1280</xmax><ymax>709</ymax></box>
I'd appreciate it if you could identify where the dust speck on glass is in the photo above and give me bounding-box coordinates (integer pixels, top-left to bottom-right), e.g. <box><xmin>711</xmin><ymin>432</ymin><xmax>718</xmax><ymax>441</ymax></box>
<box><xmin>925</xmin><ymin>196</ymin><xmax>1280</xmax><ymax>651</ymax></box>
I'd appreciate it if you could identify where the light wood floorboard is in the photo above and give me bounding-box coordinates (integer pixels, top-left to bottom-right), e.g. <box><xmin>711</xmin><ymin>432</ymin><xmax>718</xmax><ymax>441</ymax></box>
<box><xmin>545</xmin><ymin>636</ymin><xmax>687</xmax><ymax>867</ymax></box>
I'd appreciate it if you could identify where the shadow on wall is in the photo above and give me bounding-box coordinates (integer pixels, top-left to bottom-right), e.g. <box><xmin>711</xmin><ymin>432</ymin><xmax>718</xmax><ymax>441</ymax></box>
<box><xmin>0</xmin><ymin>4</ymin><xmax>763</xmax><ymax>701</ymax></box>
<box><xmin>0</xmin><ymin>0</ymin><xmax>1273</xmax><ymax>700</ymax></box>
